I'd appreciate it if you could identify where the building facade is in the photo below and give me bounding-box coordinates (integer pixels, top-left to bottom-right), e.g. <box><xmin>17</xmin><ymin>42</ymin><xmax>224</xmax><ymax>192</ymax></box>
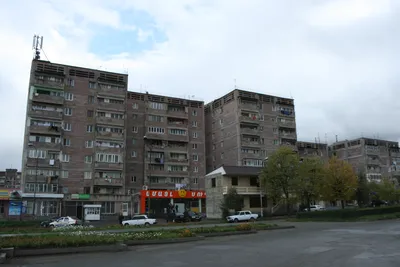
<box><xmin>329</xmin><ymin>138</ymin><xmax>400</xmax><ymax>183</ymax></box>
<box><xmin>297</xmin><ymin>141</ymin><xmax>329</xmax><ymax>162</ymax></box>
<box><xmin>125</xmin><ymin>92</ymin><xmax>206</xmax><ymax>214</ymax></box>
<box><xmin>0</xmin><ymin>169</ymin><xmax>21</xmax><ymax>189</ymax></box>
<box><xmin>205</xmin><ymin>89</ymin><xmax>297</xmax><ymax>173</ymax></box>
<box><xmin>205</xmin><ymin>166</ymin><xmax>264</xmax><ymax>219</ymax></box>
<box><xmin>21</xmin><ymin>59</ymin><xmax>130</xmax><ymax>217</ymax></box>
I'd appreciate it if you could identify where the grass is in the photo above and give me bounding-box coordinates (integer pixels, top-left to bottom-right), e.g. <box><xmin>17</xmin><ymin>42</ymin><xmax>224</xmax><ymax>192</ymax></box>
<box><xmin>288</xmin><ymin>212</ymin><xmax>400</xmax><ymax>222</ymax></box>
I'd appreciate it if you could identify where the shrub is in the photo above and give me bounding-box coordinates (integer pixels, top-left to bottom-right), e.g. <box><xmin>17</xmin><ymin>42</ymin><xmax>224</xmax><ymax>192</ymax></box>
<box><xmin>0</xmin><ymin>220</ymin><xmax>41</xmax><ymax>228</ymax></box>
<box><xmin>296</xmin><ymin>205</ymin><xmax>400</xmax><ymax>220</ymax></box>
<box><xmin>179</xmin><ymin>229</ymin><xmax>195</xmax><ymax>237</ymax></box>
<box><xmin>235</xmin><ymin>223</ymin><xmax>252</xmax><ymax>231</ymax></box>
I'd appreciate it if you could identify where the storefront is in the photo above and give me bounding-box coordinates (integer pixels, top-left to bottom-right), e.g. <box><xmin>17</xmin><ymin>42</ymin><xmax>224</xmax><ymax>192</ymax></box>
<box><xmin>140</xmin><ymin>189</ymin><xmax>206</xmax><ymax>217</ymax></box>
<box><xmin>0</xmin><ymin>189</ymin><xmax>22</xmax><ymax>219</ymax></box>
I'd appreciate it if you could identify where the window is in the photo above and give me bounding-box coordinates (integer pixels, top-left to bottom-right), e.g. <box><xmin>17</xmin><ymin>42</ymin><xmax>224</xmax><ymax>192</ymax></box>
<box><xmin>84</xmin><ymin>172</ymin><xmax>92</xmax><ymax>179</ymax></box>
<box><xmin>96</xmin><ymin>153</ymin><xmax>121</xmax><ymax>163</ymax></box>
<box><xmin>28</xmin><ymin>150</ymin><xmax>46</xmax><ymax>159</ymax></box>
<box><xmin>148</xmin><ymin>127</ymin><xmax>165</xmax><ymax>134</ymax></box>
<box><xmin>61</xmin><ymin>171</ymin><xmax>69</xmax><ymax>178</ymax></box>
<box><xmin>89</xmin><ymin>82</ymin><xmax>96</xmax><ymax>89</ymax></box>
<box><xmin>64</xmin><ymin>93</ymin><xmax>73</xmax><ymax>101</ymax></box>
<box><xmin>260</xmin><ymin>115</ymin><xmax>265</xmax><ymax>121</ymax></box>
<box><xmin>231</xmin><ymin>176</ymin><xmax>238</xmax><ymax>186</ymax></box>
<box><xmin>84</xmin><ymin>155</ymin><xmax>92</xmax><ymax>163</ymax></box>
<box><xmin>132</xmin><ymin>114</ymin><xmax>138</xmax><ymax>119</ymax></box>
<box><xmin>192</xmin><ymin>121</ymin><xmax>198</xmax><ymax>127</ymax></box>
<box><xmin>273</xmin><ymin>140</ymin><xmax>279</xmax><ymax>145</ymax></box>
<box><xmin>219</xmin><ymin>119</ymin><xmax>223</xmax><ymax>125</ymax></box>
<box><xmin>63</xmin><ymin>122</ymin><xmax>71</xmax><ymax>131</ymax></box>
<box><xmin>192</xmin><ymin>110</ymin><xmax>197</xmax><ymax>116</ymax></box>
<box><xmin>131</xmin><ymin>151</ymin><xmax>137</xmax><ymax>158</ymax></box>
<box><xmin>132</xmin><ymin>126</ymin><xmax>138</xmax><ymax>133</ymax></box>
<box><xmin>192</xmin><ymin>144</ymin><xmax>198</xmax><ymax>149</ymax></box>
<box><xmin>193</xmin><ymin>178</ymin><xmax>198</xmax><ymax>184</ymax></box>
<box><xmin>67</xmin><ymin>78</ymin><xmax>75</xmax><ymax>87</ymax></box>
<box><xmin>63</xmin><ymin>138</ymin><xmax>70</xmax><ymax>146</ymax></box>
<box><xmin>132</xmin><ymin>103</ymin><xmax>138</xmax><ymax>109</ymax></box>
<box><xmin>88</xmin><ymin>96</ymin><xmax>95</xmax><ymax>103</ymax></box>
<box><xmin>101</xmin><ymin>202</ymin><xmax>115</xmax><ymax>214</ymax></box>
<box><xmin>221</xmin><ymin>153</ymin><xmax>224</xmax><ymax>159</ymax></box>
<box><xmin>85</xmin><ymin>140</ymin><xmax>94</xmax><ymax>148</ymax></box>
<box><xmin>211</xmin><ymin>178</ymin><xmax>216</xmax><ymax>188</ymax></box>
<box><xmin>221</xmin><ymin>141</ymin><xmax>224</xmax><ymax>147</ymax></box>
<box><xmin>192</xmin><ymin>154</ymin><xmax>199</xmax><ymax>161</ymax></box>
<box><xmin>193</xmin><ymin>132</ymin><xmax>198</xmax><ymax>138</ymax></box>
<box><xmin>131</xmin><ymin>176</ymin><xmax>137</xmax><ymax>182</ymax></box>
<box><xmin>169</xmin><ymin>129</ymin><xmax>186</xmax><ymax>135</ymax></box>
<box><xmin>87</xmin><ymin>125</ymin><xmax>93</xmax><ymax>132</ymax></box>
<box><xmin>64</xmin><ymin>108</ymin><xmax>72</xmax><ymax>116</ymax></box>
<box><xmin>87</xmin><ymin>110</ymin><xmax>94</xmax><ymax>117</ymax></box>
<box><xmin>132</xmin><ymin>139</ymin><xmax>136</xmax><ymax>145</ymax></box>
<box><xmin>61</xmin><ymin>154</ymin><xmax>70</xmax><ymax>162</ymax></box>
<box><xmin>149</xmin><ymin>102</ymin><xmax>166</xmax><ymax>110</ymax></box>
<box><xmin>193</xmin><ymin>166</ymin><xmax>198</xmax><ymax>173</ymax></box>
<box><xmin>148</xmin><ymin>115</ymin><xmax>163</xmax><ymax>122</ymax></box>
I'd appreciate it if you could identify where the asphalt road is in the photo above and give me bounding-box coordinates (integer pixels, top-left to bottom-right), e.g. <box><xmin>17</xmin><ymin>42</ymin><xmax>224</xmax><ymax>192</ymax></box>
<box><xmin>7</xmin><ymin>220</ymin><xmax>400</xmax><ymax>267</ymax></box>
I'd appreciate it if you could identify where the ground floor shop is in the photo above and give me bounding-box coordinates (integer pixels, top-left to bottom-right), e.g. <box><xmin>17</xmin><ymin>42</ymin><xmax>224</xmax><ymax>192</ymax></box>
<box><xmin>140</xmin><ymin>189</ymin><xmax>206</xmax><ymax>218</ymax></box>
<box><xmin>22</xmin><ymin>193</ymin><xmax>64</xmax><ymax>218</ymax></box>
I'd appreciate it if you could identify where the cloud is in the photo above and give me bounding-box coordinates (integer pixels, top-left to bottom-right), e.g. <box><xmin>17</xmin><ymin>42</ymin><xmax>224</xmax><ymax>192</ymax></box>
<box><xmin>0</xmin><ymin>0</ymin><xmax>399</xmax><ymax>169</ymax></box>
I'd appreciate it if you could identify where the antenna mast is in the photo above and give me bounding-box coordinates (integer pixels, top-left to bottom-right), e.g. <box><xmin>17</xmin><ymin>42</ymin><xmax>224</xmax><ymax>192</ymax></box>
<box><xmin>32</xmin><ymin>34</ymin><xmax>44</xmax><ymax>60</ymax></box>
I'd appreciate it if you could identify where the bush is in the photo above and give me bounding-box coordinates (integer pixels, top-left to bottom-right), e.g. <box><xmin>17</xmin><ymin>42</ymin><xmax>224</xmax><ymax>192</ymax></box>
<box><xmin>179</xmin><ymin>229</ymin><xmax>196</xmax><ymax>237</ymax></box>
<box><xmin>235</xmin><ymin>223</ymin><xmax>252</xmax><ymax>231</ymax></box>
<box><xmin>296</xmin><ymin>205</ymin><xmax>400</xmax><ymax>220</ymax></box>
<box><xmin>0</xmin><ymin>220</ymin><xmax>41</xmax><ymax>228</ymax></box>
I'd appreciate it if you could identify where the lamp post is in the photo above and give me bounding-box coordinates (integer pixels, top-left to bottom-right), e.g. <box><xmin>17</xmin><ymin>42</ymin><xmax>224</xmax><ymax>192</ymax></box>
<box><xmin>28</xmin><ymin>143</ymin><xmax>38</xmax><ymax>218</ymax></box>
<box><xmin>260</xmin><ymin>156</ymin><xmax>269</xmax><ymax>218</ymax></box>
<box><xmin>143</xmin><ymin>136</ymin><xmax>152</xmax><ymax>216</ymax></box>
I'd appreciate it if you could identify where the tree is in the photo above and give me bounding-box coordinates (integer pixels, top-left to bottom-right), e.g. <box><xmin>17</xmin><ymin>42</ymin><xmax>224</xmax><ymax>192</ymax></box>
<box><xmin>322</xmin><ymin>157</ymin><xmax>358</xmax><ymax>209</ymax></box>
<box><xmin>370</xmin><ymin>178</ymin><xmax>398</xmax><ymax>203</ymax></box>
<box><xmin>356</xmin><ymin>171</ymin><xmax>370</xmax><ymax>207</ymax></box>
<box><xmin>260</xmin><ymin>146</ymin><xmax>300</xmax><ymax>215</ymax></box>
<box><xmin>220</xmin><ymin>188</ymin><xmax>243</xmax><ymax>219</ymax></box>
<box><xmin>294</xmin><ymin>156</ymin><xmax>324</xmax><ymax>211</ymax></box>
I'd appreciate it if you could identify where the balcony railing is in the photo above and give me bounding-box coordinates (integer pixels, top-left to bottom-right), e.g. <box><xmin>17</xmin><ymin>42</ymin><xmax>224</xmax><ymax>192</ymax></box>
<box><xmin>279</xmin><ymin>132</ymin><xmax>297</xmax><ymax>140</ymax></box>
<box><xmin>278</xmin><ymin>121</ymin><xmax>296</xmax><ymax>128</ymax></box>
<box><xmin>96</xmin><ymin>117</ymin><xmax>125</xmax><ymax>126</ymax></box>
<box><xmin>240</xmin><ymin>103</ymin><xmax>259</xmax><ymax>111</ymax></box>
<box><xmin>222</xmin><ymin>186</ymin><xmax>261</xmax><ymax>195</ymax></box>
<box><xmin>97</xmin><ymin>102</ymin><xmax>125</xmax><ymax>111</ymax></box>
<box><xmin>33</xmin><ymin>79</ymin><xmax>65</xmax><ymax>90</ymax></box>
<box><xmin>32</xmin><ymin>94</ymin><xmax>64</xmax><ymax>105</ymax></box>
<box><xmin>94</xmin><ymin>177</ymin><xmax>123</xmax><ymax>186</ymax></box>
<box><xmin>29</xmin><ymin>142</ymin><xmax>61</xmax><ymax>151</ymax></box>
<box><xmin>26</xmin><ymin>158</ymin><xmax>61</xmax><ymax>168</ymax></box>
<box><xmin>29</xmin><ymin>125</ymin><xmax>62</xmax><ymax>135</ymax></box>
<box><xmin>240</xmin><ymin>127</ymin><xmax>259</xmax><ymax>135</ymax></box>
<box><xmin>167</xmin><ymin>134</ymin><xmax>189</xmax><ymax>142</ymax></box>
<box><xmin>29</xmin><ymin>109</ymin><xmax>63</xmax><ymax>120</ymax></box>
<box><xmin>365</xmin><ymin>149</ymin><xmax>380</xmax><ymax>155</ymax></box>
<box><xmin>240</xmin><ymin>116</ymin><xmax>259</xmax><ymax>124</ymax></box>
<box><xmin>96</xmin><ymin>131</ymin><xmax>124</xmax><ymax>140</ymax></box>
<box><xmin>367</xmin><ymin>159</ymin><xmax>381</xmax><ymax>165</ymax></box>
<box><xmin>166</xmin><ymin>109</ymin><xmax>188</xmax><ymax>119</ymax></box>
<box><xmin>98</xmin><ymin>84</ymin><xmax>126</xmax><ymax>97</ymax></box>
<box><xmin>166</xmin><ymin>158</ymin><xmax>189</xmax><ymax>164</ymax></box>
<box><xmin>94</xmin><ymin>162</ymin><xmax>124</xmax><ymax>170</ymax></box>
<box><xmin>241</xmin><ymin>139</ymin><xmax>260</xmax><ymax>147</ymax></box>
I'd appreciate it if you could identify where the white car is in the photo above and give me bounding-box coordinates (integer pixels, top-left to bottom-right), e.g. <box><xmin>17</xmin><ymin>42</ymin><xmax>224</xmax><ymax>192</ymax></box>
<box><xmin>49</xmin><ymin>216</ymin><xmax>81</xmax><ymax>227</ymax></box>
<box><xmin>309</xmin><ymin>205</ymin><xmax>325</xmax><ymax>212</ymax></box>
<box><xmin>122</xmin><ymin>215</ymin><xmax>157</xmax><ymax>227</ymax></box>
<box><xmin>226</xmin><ymin>211</ymin><xmax>259</xmax><ymax>223</ymax></box>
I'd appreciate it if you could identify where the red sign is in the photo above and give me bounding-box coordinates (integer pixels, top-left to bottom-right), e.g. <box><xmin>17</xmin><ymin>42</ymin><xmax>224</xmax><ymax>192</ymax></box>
<box><xmin>141</xmin><ymin>190</ymin><xmax>206</xmax><ymax>199</ymax></box>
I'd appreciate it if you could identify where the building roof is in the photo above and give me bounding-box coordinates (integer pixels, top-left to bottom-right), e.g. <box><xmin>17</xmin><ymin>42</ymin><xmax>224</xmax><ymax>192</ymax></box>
<box><xmin>205</xmin><ymin>166</ymin><xmax>263</xmax><ymax>177</ymax></box>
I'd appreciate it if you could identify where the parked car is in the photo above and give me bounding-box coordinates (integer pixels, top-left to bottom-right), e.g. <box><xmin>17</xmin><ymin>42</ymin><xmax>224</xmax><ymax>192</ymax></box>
<box><xmin>369</xmin><ymin>200</ymin><xmax>388</xmax><ymax>207</ymax></box>
<box><xmin>309</xmin><ymin>205</ymin><xmax>325</xmax><ymax>212</ymax></box>
<box><xmin>174</xmin><ymin>211</ymin><xmax>202</xmax><ymax>223</ymax></box>
<box><xmin>49</xmin><ymin>216</ymin><xmax>82</xmax><ymax>227</ymax></box>
<box><xmin>226</xmin><ymin>210</ymin><xmax>259</xmax><ymax>223</ymax></box>
<box><xmin>40</xmin><ymin>216</ymin><xmax>60</xmax><ymax>227</ymax></box>
<box><xmin>122</xmin><ymin>214</ymin><xmax>157</xmax><ymax>226</ymax></box>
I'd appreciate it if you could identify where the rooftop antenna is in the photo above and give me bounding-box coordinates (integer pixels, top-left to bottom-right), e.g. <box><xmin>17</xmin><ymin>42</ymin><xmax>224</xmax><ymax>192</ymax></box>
<box><xmin>234</xmin><ymin>79</ymin><xmax>237</xmax><ymax>89</ymax></box>
<box><xmin>32</xmin><ymin>34</ymin><xmax>43</xmax><ymax>60</ymax></box>
<box><xmin>335</xmin><ymin>135</ymin><xmax>338</xmax><ymax>142</ymax></box>
<box><xmin>324</xmin><ymin>133</ymin><xmax>328</xmax><ymax>144</ymax></box>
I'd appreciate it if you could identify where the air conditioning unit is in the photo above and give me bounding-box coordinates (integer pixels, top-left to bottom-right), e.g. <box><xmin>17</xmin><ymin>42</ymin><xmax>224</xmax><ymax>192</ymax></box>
<box><xmin>142</xmin><ymin>185</ymin><xmax>148</xmax><ymax>190</ymax></box>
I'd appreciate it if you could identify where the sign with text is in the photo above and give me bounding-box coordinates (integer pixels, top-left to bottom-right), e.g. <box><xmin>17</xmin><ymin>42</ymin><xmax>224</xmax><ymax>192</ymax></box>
<box><xmin>141</xmin><ymin>190</ymin><xmax>206</xmax><ymax>199</ymax></box>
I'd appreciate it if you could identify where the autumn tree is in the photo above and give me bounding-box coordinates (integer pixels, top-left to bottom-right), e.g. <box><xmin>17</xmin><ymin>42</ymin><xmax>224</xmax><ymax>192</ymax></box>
<box><xmin>294</xmin><ymin>156</ymin><xmax>324</xmax><ymax>211</ymax></box>
<box><xmin>220</xmin><ymin>188</ymin><xmax>243</xmax><ymax>219</ymax></box>
<box><xmin>370</xmin><ymin>178</ymin><xmax>399</xmax><ymax>203</ymax></box>
<box><xmin>356</xmin><ymin>171</ymin><xmax>370</xmax><ymax>207</ymax></box>
<box><xmin>322</xmin><ymin>157</ymin><xmax>358</xmax><ymax>209</ymax></box>
<box><xmin>260</xmin><ymin>146</ymin><xmax>300</xmax><ymax>214</ymax></box>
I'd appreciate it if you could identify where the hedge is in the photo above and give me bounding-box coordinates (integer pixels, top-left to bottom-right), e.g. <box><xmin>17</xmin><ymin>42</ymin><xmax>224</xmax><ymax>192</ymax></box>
<box><xmin>0</xmin><ymin>220</ymin><xmax>42</xmax><ymax>228</ymax></box>
<box><xmin>296</xmin><ymin>205</ymin><xmax>400</xmax><ymax>219</ymax></box>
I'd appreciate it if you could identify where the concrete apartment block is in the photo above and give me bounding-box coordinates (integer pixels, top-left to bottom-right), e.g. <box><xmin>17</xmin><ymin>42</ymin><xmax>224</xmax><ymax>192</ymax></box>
<box><xmin>297</xmin><ymin>141</ymin><xmax>329</xmax><ymax>162</ymax></box>
<box><xmin>0</xmin><ymin>169</ymin><xmax>21</xmax><ymax>189</ymax></box>
<box><xmin>204</xmin><ymin>89</ymin><xmax>297</xmax><ymax>173</ymax></box>
<box><xmin>329</xmin><ymin>138</ymin><xmax>400</xmax><ymax>183</ymax></box>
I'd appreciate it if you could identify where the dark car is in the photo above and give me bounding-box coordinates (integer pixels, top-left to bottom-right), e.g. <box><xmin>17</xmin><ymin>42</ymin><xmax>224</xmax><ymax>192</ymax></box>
<box><xmin>174</xmin><ymin>211</ymin><xmax>202</xmax><ymax>223</ymax></box>
<box><xmin>40</xmin><ymin>216</ymin><xmax>60</xmax><ymax>227</ymax></box>
<box><xmin>369</xmin><ymin>200</ymin><xmax>388</xmax><ymax>207</ymax></box>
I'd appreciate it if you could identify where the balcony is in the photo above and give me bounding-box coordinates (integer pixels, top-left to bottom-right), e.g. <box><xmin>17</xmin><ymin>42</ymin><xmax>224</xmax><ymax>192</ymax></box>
<box><xmin>29</xmin><ymin>125</ymin><xmax>62</xmax><ymax>136</ymax></box>
<box><xmin>96</xmin><ymin>117</ymin><xmax>125</xmax><ymax>127</ymax></box>
<box><xmin>240</xmin><ymin>116</ymin><xmax>259</xmax><ymax>124</ymax></box>
<box><xmin>32</xmin><ymin>94</ymin><xmax>64</xmax><ymax>105</ymax></box>
<box><xmin>25</xmin><ymin>175</ymin><xmax>59</xmax><ymax>183</ymax></box>
<box><xmin>390</xmin><ymin>151</ymin><xmax>400</xmax><ymax>158</ymax></box>
<box><xmin>365</xmin><ymin>148</ymin><xmax>380</xmax><ymax>155</ymax></box>
<box><xmin>167</xmin><ymin>134</ymin><xmax>189</xmax><ymax>142</ymax></box>
<box><xmin>241</xmin><ymin>139</ymin><xmax>260</xmax><ymax>147</ymax></box>
<box><xmin>95</xmin><ymin>145</ymin><xmax>124</xmax><ymax>153</ymax></box>
<box><xmin>240</xmin><ymin>127</ymin><xmax>259</xmax><ymax>135</ymax></box>
<box><xmin>94</xmin><ymin>177</ymin><xmax>123</xmax><ymax>187</ymax></box>
<box><xmin>146</xmin><ymin>169</ymin><xmax>167</xmax><ymax>176</ymax></box>
<box><xmin>222</xmin><ymin>186</ymin><xmax>260</xmax><ymax>195</ymax></box>
<box><xmin>29</xmin><ymin>142</ymin><xmax>61</xmax><ymax>151</ymax></box>
<box><xmin>166</xmin><ymin>157</ymin><xmax>189</xmax><ymax>164</ymax></box>
<box><xmin>29</xmin><ymin>109</ymin><xmax>63</xmax><ymax>120</ymax></box>
<box><xmin>167</xmin><ymin>109</ymin><xmax>188</xmax><ymax>119</ymax></box>
<box><xmin>279</xmin><ymin>132</ymin><xmax>296</xmax><ymax>140</ymax></box>
<box><xmin>392</xmin><ymin>170</ymin><xmax>400</xmax><ymax>176</ymax></box>
<box><xmin>97</xmin><ymin>102</ymin><xmax>125</xmax><ymax>111</ymax></box>
<box><xmin>239</xmin><ymin>103</ymin><xmax>259</xmax><ymax>111</ymax></box>
<box><xmin>96</xmin><ymin>131</ymin><xmax>124</xmax><ymax>140</ymax></box>
<box><xmin>95</xmin><ymin>162</ymin><xmax>124</xmax><ymax>170</ymax></box>
<box><xmin>98</xmin><ymin>84</ymin><xmax>126</xmax><ymax>98</ymax></box>
<box><xmin>26</xmin><ymin>158</ymin><xmax>60</xmax><ymax>168</ymax></box>
<box><xmin>33</xmin><ymin>79</ymin><xmax>65</xmax><ymax>90</ymax></box>
<box><xmin>278</xmin><ymin>121</ymin><xmax>296</xmax><ymax>129</ymax></box>
<box><xmin>367</xmin><ymin>159</ymin><xmax>380</xmax><ymax>165</ymax></box>
<box><xmin>277</xmin><ymin>109</ymin><xmax>295</xmax><ymax>117</ymax></box>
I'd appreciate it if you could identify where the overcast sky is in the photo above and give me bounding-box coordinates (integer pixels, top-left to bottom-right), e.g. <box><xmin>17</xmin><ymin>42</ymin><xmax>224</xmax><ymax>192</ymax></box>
<box><xmin>0</xmin><ymin>0</ymin><xmax>399</xmax><ymax>170</ymax></box>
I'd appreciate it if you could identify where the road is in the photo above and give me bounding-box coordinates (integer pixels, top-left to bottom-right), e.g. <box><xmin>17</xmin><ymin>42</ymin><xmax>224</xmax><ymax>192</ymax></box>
<box><xmin>7</xmin><ymin>220</ymin><xmax>400</xmax><ymax>267</ymax></box>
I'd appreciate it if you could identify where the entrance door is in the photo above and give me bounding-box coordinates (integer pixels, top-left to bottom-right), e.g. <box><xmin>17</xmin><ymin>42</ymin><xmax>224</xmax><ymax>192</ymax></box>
<box><xmin>77</xmin><ymin>205</ymin><xmax>83</xmax><ymax>220</ymax></box>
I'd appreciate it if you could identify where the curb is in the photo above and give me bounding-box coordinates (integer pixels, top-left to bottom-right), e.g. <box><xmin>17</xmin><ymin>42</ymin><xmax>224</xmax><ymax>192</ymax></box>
<box><xmin>201</xmin><ymin>230</ymin><xmax>257</xmax><ymax>237</ymax></box>
<box><xmin>124</xmin><ymin>236</ymin><xmax>205</xmax><ymax>246</ymax></box>
<box><xmin>14</xmin><ymin>243</ymin><xmax>128</xmax><ymax>258</ymax></box>
<box><xmin>257</xmin><ymin>226</ymin><xmax>295</xmax><ymax>231</ymax></box>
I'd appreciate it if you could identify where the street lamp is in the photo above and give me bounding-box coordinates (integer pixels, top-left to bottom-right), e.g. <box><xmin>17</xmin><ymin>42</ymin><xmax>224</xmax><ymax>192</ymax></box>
<box><xmin>28</xmin><ymin>143</ymin><xmax>38</xmax><ymax>218</ymax></box>
<box><xmin>260</xmin><ymin>156</ymin><xmax>269</xmax><ymax>218</ymax></box>
<box><xmin>143</xmin><ymin>136</ymin><xmax>152</xmax><ymax>216</ymax></box>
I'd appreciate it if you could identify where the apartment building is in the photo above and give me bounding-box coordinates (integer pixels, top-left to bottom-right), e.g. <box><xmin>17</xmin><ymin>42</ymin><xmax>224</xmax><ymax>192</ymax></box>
<box><xmin>297</xmin><ymin>141</ymin><xmax>329</xmax><ymax>162</ymax></box>
<box><xmin>329</xmin><ymin>138</ymin><xmax>400</xmax><ymax>183</ymax></box>
<box><xmin>125</xmin><ymin>92</ymin><xmax>206</xmax><ymax>214</ymax></box>
<box><xmin>205</xmin><ymin>89</ymin><xmax>296</xmax><ymax>173</ymax></box>
<box><xmin>0</xmin><ymin>169</ymin><xmax>21</xmax><ymax>189</ymax></box>
<box><xmin>21</xmin><ymin>59</ymin><xmax>130</xmax><ymax>217</ymax></box>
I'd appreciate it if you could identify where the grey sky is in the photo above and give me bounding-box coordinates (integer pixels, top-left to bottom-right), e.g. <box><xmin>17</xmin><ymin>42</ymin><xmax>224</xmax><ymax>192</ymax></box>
<box><xmin>0</xmin><ymin>0</ymin><xmax>399</xmax><ymax>170</ymax></box>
